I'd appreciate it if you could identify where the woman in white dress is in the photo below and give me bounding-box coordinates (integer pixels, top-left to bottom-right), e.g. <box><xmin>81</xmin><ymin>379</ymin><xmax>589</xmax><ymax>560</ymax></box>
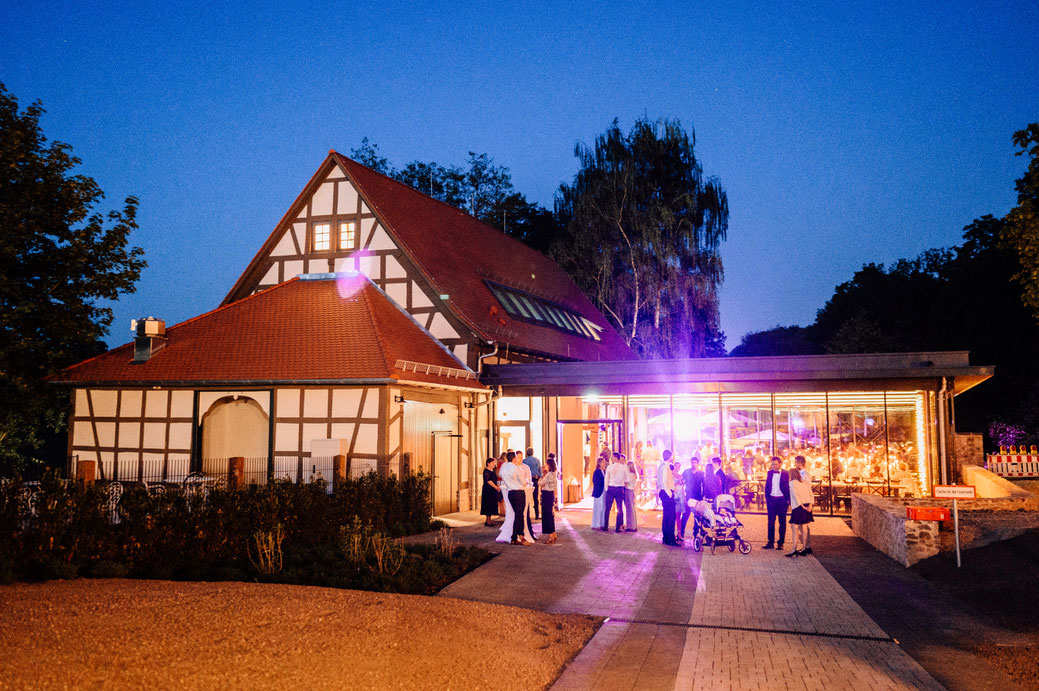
<box><xmin>496</xmin><ymin>453</ymin><xmax>535</xmax><ymax>544</ymax></box>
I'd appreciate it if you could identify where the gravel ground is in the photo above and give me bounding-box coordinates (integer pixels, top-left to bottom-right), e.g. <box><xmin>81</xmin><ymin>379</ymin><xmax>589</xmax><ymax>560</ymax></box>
<box><xmin>0</xmin><ymin>579</ymin><xmax>599</xmax><ymax>690</ymax></box>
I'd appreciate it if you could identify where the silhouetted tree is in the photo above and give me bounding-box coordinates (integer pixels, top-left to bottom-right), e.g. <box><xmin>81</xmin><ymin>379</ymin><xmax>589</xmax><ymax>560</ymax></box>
<box><xmin>554</xmin><ymin>118</ymin><xmax>729</xmax><ymax>358</ymax></box>
<box><xmin>0</xmin><ymin>83</ymin><xmax>146</xmax><ymax>469</ymax></box>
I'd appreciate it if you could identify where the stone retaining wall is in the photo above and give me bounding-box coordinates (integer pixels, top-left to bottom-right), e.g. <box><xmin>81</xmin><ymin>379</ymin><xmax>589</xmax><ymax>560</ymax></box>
<box><xmin>852</xmin><ymin>468</ymin><xmax>1039</xmax><ymax>566</ymax></box>
<box><xmin>852</xmin><ymin>495</ymin><xmax>939</xmax><ymax>566</ymax></box>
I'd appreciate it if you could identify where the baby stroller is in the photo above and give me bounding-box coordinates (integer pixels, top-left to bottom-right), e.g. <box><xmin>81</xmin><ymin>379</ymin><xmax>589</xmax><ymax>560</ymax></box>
<box><xmin>690</xmin><ymin>494</ymin><xmax>752</xmax><ymax>555</ymax></box>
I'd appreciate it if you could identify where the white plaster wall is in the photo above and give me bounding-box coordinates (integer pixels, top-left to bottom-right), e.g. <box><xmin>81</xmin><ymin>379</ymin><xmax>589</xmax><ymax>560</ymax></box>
<box><xmin>199</xmin><ymin>391</ymin><xmax>270</xmax><ymax>417</ymax></box>
<box><xmin>355</xmin><ymin>423</ymin><xmax>379</xmax><ymax>454</ymax></box>
<box><xmin>282</xmin><ymin>259</ymin><xmax>304</xmax><ymax>280</ymax></box>
<box><xmin>428</xmin><ymin>313</ymin><xmax>458</xmax><ymax>340</ymax></box>
<box><xmin>145</xmin><ymin>390</ymin><xmax>167</xmax><ymax>417</ymax></box>
<box><xmin>303</xmin><ymin>389</ymin><xmax>329</xmax><ymax>418</ymax></box>
<box><xmin>277</xmin><ymin>389</ymin><xmax>301</xmax><ymax>417</ymax></box>
<box><xmin>312</xmin><ymin>182</ymin><xmax>334</xmax><ymax>216</ymax></box>
<box><xmin>412</xmin><ymin>284</ymin><xmax>433</xmax><ymax>307</ymax></box>
<box><xmin>386</xmin><ymin>282</ymin><xmax>407</xmax><ymax>307</ymax></box>
<box><xmin>275</xmin><ymin>423</ymin><xmax>298</xmax><ymax>452</ymax></box>
<box><xmin>332</xmin><ymin>389</ymin><xmax>362</xmax><ymax>417</ymax></box>
<box><xmin>337</xmin><ymin>180</ymin><xmax>358</xmax><ymax>214</ymax></box>
<box><xmin>367</xmin><ymin>223</ymin><xmax>395</xmax><ymax>251</ymax></box>
<box><xmin>362</xmin><ymin>389</ymin><xmax>379</xmax><ymax>419</ymax></box>
<box><xmin>121</xmin><ymin>390</ymin><xmax>143</xmax><ymax>416</ymax></box>
<box><xmin>270</xmin><ymin>230</ymin><xmax>296</xmax><ymax>257</ymax></box>
<box><xmin>171</xmin><ymin>391</ymin><xmax>193</xmax><ymax>417</ymax></box>
<box><xmin>91</xmin><ymin>390</ymin><xmax>118</xmax><ymax>417</ymax></box>
<box><xmin>384</xmin><ymin>256</ymin><xmax>406</xmax><ymax>279</ymax></box>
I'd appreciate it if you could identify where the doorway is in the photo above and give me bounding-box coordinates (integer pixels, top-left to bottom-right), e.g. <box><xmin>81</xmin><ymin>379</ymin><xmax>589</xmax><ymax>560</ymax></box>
<box><xmin>556</xmin><ymin>418</ymin><xmax>622</xmax><ymax>503</ymax></box>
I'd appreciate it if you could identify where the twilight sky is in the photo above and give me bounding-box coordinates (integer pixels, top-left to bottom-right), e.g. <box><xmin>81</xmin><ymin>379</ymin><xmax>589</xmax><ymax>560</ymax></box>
<box><xmin>3</xmin><ymin>1</ymin><xmax>1038</xmax><ymax>352</ymax></box>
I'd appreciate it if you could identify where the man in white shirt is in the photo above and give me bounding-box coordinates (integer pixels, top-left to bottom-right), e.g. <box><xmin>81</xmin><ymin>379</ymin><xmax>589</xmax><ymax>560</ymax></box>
<box><xmin>499</xmin><ymin>451</ymin><xmax>531</xmax><ymax>545</ymax></box>
<box><xmin>604</xmin><ymin>453</ymin><xmax>628</xmax><ymax>532</ymax></box>
<box><xmin>657</xmin><ymin>450</ymin><xmax>677</xmax><ymax>545</ymax></box>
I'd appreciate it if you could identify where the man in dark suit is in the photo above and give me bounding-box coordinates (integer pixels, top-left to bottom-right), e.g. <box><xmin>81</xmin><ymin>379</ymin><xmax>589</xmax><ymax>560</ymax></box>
<box><xmin>763</xmin><ymin>456</ymin><xmax>790</xmax><ymax>549</ymax></box>
<box><xmin>679</xmin><ymin>457</ymin><xmax>705</xmax><ymax>539</ymax></box>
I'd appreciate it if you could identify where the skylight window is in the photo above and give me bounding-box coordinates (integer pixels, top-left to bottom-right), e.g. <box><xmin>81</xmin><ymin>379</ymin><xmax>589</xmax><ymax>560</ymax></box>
<box><xmin>485</xmin><ymin>281</ymin><xmax>603</xmax><ymax>341</ymax></box>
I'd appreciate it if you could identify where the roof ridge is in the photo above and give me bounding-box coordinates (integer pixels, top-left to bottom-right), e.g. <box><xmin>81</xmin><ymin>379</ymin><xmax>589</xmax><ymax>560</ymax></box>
<box><xmin>332</xmin><ymin>151</ymin><xmax>554</xmax><ymax>265</ymax></box>
<box><xmin>61</xmin><ymin>278</ymin><xmax>303</xmax><ymax>374</ymax></box>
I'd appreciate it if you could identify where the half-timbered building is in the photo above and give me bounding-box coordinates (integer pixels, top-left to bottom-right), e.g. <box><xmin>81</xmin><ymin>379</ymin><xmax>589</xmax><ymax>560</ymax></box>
<box><xmin>55</xmin><ymin>152</ymin><xmax>633</xmax><ymax>513</ymax></box>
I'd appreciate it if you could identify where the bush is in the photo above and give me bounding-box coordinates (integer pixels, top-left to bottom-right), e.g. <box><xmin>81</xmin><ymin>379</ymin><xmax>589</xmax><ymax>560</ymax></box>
<box><xmin>0</xmin><ymin>471</ymin><xmax>485</xmax><ymax>594</ymax></box>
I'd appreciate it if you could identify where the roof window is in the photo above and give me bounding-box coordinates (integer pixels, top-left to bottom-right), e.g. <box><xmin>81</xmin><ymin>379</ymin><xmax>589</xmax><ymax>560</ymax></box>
<box><xmin>486</xmin><ymin>281</ymin><xmax>604</xmax><ymax>342</ymax></box>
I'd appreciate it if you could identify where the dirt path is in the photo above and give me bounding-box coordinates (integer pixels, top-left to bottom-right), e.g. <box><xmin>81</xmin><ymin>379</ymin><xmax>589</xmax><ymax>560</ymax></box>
<box><xmin>0</xmin><ymin>579</ymin><xmax>598</xmax><ymax>690</ymax></box>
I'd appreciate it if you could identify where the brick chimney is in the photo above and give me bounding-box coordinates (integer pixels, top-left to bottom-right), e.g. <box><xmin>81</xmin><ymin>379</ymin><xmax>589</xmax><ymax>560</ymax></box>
<box><xmin>132</xmin><ymin>317</ymin><xmax>167</xmax><ymax>363</ymax></box>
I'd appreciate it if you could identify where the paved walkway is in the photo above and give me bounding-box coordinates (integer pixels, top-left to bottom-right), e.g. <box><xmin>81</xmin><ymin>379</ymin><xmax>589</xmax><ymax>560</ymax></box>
<box><xmin>434</xmin><ymin>506</ymin><xmax>944</xmax><ymax>690</ymax></box>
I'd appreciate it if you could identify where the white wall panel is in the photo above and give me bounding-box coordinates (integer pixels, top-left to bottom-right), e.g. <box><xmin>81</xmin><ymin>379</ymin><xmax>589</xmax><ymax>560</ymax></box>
<box><xmin>367</xmin><ymin>223</ymin><xmax>396</xmax><ymax>251</ymax></box>
<box><xmin>302</xmin><ymin>423</ymin><xmax>328</xmax><ymax>451</ymax></box>
<box><xmin>331</xmin><ymin>389</ymin><xmax>362</xmax><ymax>417</ymax></box>
<box><xmin>118</xmin><ymin>422</ymin><xmax>140</xmax><ymax>448</ymax></box>
<box><xmin>362</xmin><ymin>389</ymin><xmax>380</xmax><ymax>419</ymax></box>
<box><xmin>303</xmin><ymin>389</ymin><xmax>329</xmax><ymax>418</ymax></box>
<box><xmin>121</xmin><ymin>390</ymin><xmax>143</xmax><ymax>416</ymax></box>
<box><xmin>337</xmin><ymin>180</ymin><xmax>358</xmax><ymax>214</ymax></box>
<box><xmin>277</xmin><ymin>389</ymin><xmax>301</xmax><ymax>417</ymax></box>
<box><xmin>354</xmin><ymin>423</ymin><xmax>379</xmax><ymax>454</ymax></box>
<box><xmin>270</xmin><ymin>231</ymin><xmax>296</xmax><ymax>257</ymax></box>
<box><xmin>282</xmin><ymin>259</ymin><xmax>304</xmax><ymax>280</ymax></box>
<box><xmin>145</xmin><ymin>390</ymin><xmax>168</xmax><ymax>418</ymax></box>
<box><xmin>261</xmin><ymin>264</ymin><xmax>279</xmax><ymax>284</ymax></box>
<box><xmin>428</xmin><ymin>313</ymin><xmax>458</xmax><ymax>339</ymax></box>
<box><xmin>91</xmin><ymin>390</ymin><xmax>118</xmax><ymax>417</ymax></box>
<box><xmin>143</xmin><ymin>422</ymin><xmax>166</xmax><ymax>449</ymax></box>
<box><xmin>168</xmin><ymin>423</ymin><xmax>192</xmax><ymax>449</ymax></box>
<box><xmin>312</xmin><ymin>182</ymin><xmax>334</xmax><ymax>216</ymax></box>
<box><xmin>171</xmin><ymin>391</ymin><xmax>193</xmax><ymax>417</ymax></box>
<box><xmin>275</xmin><ymin>423</ymin><xmax>299</xmax><ymax>452</ymax></box>
<box><xmin>384</xmin><ymin>256</ymin><xmax>406</xmax><ymax>278</ymax></box>
<box><xmin>330</xmin><ymin>422</ymin><xmax>356</xmax><ymax>441</ymax></box>
<box><xmin>411</xmin><ymin>284</ymin><xmax>433</xmax><ymax>307</ymax></box>
<box><xmin>73</xmin><ymin>421</ymin><xmax>94</xmax><ymax>447</ymax></box>
<box><xmin>95</xmin><ymin>422</ymin><xmax>116</xmax><ymax>447</ymax></box>
<box><xmin>75</xmin><ymin>389</ymin><xmax>89</xmax><ymax>416</ymax></box>
<box><xmin>358</xmin><ymin>254</ymin><xmax>381</xmax><ymax>280</ymax></box>
<box><xmin>334</xmin><ymin>256</ymin><xmax>359</xmax><ymax>273</ymax></box>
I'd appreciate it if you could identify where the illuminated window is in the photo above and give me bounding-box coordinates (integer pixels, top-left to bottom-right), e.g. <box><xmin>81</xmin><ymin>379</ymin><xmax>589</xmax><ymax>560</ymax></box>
<box><xmin>486</xmin><ymin>281</ymin><xmax>604</xmax><ymax>341</ymax></box>
<box><xmin>313</xmin><ymin>223</ymin><xmax>330</xmax><ymax>251</ymax></box>
<box><xmin>339</xmin><ymin>221</ymin><xmax>356</xmax><ymax>250</ymax></box>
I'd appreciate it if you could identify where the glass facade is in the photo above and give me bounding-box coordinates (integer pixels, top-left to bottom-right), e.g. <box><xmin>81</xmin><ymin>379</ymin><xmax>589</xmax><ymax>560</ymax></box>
<box><xmin>577</xmin><ymin>390</ymin><xmax>931</xmax><ymax>515</ymax></box>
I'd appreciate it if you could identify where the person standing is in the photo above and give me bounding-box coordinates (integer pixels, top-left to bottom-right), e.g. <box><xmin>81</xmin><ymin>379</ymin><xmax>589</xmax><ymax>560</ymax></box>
<box><xmin>787</xmin><ymin>458</ymin><xmax>814</xmax><ymax>557</ymax></box>
<box><xmin>680</xmin><ymin>457</ymin><xmax>705</xmax><ymax>539</ymax></box>
<box><xmin>480</xmin><ymin>457</ymin><xmax>500</xmax><ymax>526</ymax></box>
<box><xmin>523</xmin><ymin>447</ymin><xmax>542</xmax><ymax>520</ymax></box>
<box><xmin>657</xmin><ymin>450</ymin><xmax>678</xmax><ymax>546</ymax></box>
<box><xmin>623</xmin><ymin>458</ymin><xmax>639</xmax><ymax>532</ymax></box>
<box><xmin>604</xmin><ymin>453</ymin><xmax>628</xmax><ymax>532</ymax></box>
<box><xmin>763</xmin><ymin>456</ymin><xmax>790</xmax><ymax>550</ymax></box>
<box><xmin>500</xmin><ymin>451</ymin><xmax>532</xmax><ymax>545</ymax></box>
<box><xmin>539</xmin><ymin>457</ymin><xmax>559</xmax><ymax>544</ymax></box>
<box><xmin>794</xmin><ymin>455</ymin><xmax>813</xmax><ymax>555</ymax></box>
<box><xmin>591</xmin><ymin>457</ymin><xmax>607</xmax><ymax>530</ymax></box>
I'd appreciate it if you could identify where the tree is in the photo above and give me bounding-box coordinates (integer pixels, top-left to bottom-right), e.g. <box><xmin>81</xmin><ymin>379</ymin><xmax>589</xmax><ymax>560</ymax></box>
<box><xmin>553</xmin><ymin>118</ymin><xmax>729</xmax><ymax>358</ymax></box>
<box><xmin>1004</xmin><ymin>123</ymin><xmax>1039</xmax><ymax>318</ymax></box>
<box><xmin>0</xmin><ymin>83</ymin><xmax>146</xmax><ymax>468</ymax></box>
<box><xmin>349</xmin><ymin>142</ymin><xmax>560</xmax><ymax>250</ymax></box>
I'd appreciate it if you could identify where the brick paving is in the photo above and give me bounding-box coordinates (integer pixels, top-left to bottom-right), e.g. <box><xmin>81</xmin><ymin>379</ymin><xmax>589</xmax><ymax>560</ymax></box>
<box><xmin>435</xmin><ymin>506</ymin><xmax>944</xmax><ymax>690</ymax></box>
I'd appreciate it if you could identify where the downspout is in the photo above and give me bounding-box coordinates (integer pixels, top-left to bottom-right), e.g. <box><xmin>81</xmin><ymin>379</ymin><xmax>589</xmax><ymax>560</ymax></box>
<box><xmin>938</xmin><ymin>377</ymin><xmax>948</xmax><ymax>485</ymax></box>
<box><xmin>477</xmin><ymin>342</ymin><xmax>499</xmax><ymax>378</ymax></box>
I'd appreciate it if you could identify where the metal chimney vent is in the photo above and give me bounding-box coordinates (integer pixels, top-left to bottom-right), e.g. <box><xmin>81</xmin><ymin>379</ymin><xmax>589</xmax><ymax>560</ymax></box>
<box><xmin>132</xmin><ymin>317</ymin><xmax>167</xmax><ymax>363</ymax></box>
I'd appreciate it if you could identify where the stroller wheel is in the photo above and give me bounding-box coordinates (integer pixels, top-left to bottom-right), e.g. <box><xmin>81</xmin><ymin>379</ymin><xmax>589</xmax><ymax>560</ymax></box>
<box><xmin>692</xmin><ymin>536</ymin><xmax>703</xmax><ymax>552</ymax></box>
<box><xmin>738</xmin><ymin>540</ymin><xmax>752</xmax><ymax>555</ymax></box>
<box><xmin>728</xmin><ymin>541</ymin><xmax>736</xmax><ymax>552</ymax></box>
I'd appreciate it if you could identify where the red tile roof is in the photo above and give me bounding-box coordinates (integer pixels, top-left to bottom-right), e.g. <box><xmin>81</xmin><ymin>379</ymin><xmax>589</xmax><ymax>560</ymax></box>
<box><xmin>332</xmin><ymin>153</ymin><xmax>635</xmax><ymax>362</ymax></box>
<box><xmin>55</xmin><ymin>275</ymin><xmax>485</xmax><ymax>390</ymax></box>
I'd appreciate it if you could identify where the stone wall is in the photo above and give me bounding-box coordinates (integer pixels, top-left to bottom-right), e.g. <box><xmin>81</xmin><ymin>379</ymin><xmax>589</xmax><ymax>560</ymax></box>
<box><xmin>852</xmin><ymin>494</ymin><xmax>939</xmax><ymax>566</ymax></box>
<box><xmin>952</xmin><ymin>433</ymin><xmax>983</xmax><ymax>481</ymax></box>
<box><xmin>852</xmin><ymin>467</ymin><xmax>1039</xmax><ymax>566</ymax></box>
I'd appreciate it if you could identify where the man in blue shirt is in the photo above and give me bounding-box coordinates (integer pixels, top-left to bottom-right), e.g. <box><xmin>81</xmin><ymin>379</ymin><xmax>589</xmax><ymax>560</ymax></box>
<box><xmin>523</xmin><ymin>447</ymin><xmax>543</xmax><ymax>520</ymax></box>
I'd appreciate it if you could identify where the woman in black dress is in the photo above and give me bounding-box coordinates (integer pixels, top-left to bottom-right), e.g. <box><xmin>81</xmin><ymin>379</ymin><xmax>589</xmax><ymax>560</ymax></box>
<box><xmin>481</xmin><ymin>457</ymin><xmax>500</xmax><ymax>526</ymax></box>
<box><xmin>539</xmin><ymin>456</ymin><xmax>558</xmax><ymax>543</ymax></box>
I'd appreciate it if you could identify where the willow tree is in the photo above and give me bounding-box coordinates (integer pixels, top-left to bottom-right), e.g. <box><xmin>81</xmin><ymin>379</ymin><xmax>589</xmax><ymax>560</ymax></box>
<box><xmin>554</xmin><ymin>118</ymin><xmax>728</xmax><ymax>358</ymax></box>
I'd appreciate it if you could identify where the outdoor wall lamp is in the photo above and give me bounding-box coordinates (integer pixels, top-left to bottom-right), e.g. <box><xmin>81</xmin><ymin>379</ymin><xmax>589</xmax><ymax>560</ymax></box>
<box><xmin>394</xmin><ymin>395</ymin><xmax>406</xmax><ymax>403</ymax></box>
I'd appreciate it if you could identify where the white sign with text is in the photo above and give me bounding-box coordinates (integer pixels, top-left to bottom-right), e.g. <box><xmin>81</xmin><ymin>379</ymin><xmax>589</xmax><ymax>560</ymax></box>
<box><xmin>933</xmin><ymin>485</ymin><xmax>976</xmax><ymax>499</ymax></box>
